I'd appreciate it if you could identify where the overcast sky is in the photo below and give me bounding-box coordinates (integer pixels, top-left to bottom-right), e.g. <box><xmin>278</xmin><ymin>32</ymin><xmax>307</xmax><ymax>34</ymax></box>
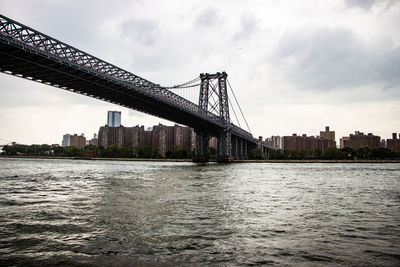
<box><xmin>1</xmin><ymin>0</ymin><xmax>399</xmax><ymax>145</ymax></box>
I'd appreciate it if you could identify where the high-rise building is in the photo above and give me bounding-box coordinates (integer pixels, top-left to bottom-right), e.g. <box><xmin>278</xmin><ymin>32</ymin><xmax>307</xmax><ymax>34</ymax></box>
<box><xmin>279</xmin><ymin>127</ymin><xmax>336</xmax><ymax>152</ymax></box>
<box><xmin>124</xmin><ymin>125</ymin><xmax>145</xmax><ymax>147</ymax></box>
<box><xmin>320</xmin><ymin>126</ymin><xmax>335</xmax><ymax>142</ymax></box>
<box><xmin>88</xmin><ymin>133</ymin><xmax>98</xmax><ymax>146</ymax></box>
<box><xmin>264</xmin><ymin>136</ymin><xmax>283</xmax><ymax>150</ymax></box>
<box><xmin>98</xmin><ymin>125</ymin><xmax>124</xmax><ymax>148</ymax></box>
<box><xmin>340</xmin><ymin>131</ymin><xmax>381</xmax><ymax>149</ymax></box>
<box><xmin>387</xmin><ymin>133</ymin><xmax>400</xmax><ymax>152</ymax></box>
<box><xmin>107</xmin><ymin>111</ymin><xmax>121</xmax><ymax>127</ymax></box>
<box><xmin>62</xmin><ymin>134</ymin><xmax>70</xmax><ymax>147</ymax></box>
<box><xmin>282</xmin><ymin>130</ymin><xmax>336</xmax><ymax>152</ymax></box>
<box><xmin>98</xmin><ymin>125</ymin><xmax>147</xmax><ymax>148</ymax></box>
<box><xmin>172</xmin><ymin>124</ymin><xmax>194</xmax><ymax>152</ymax></box>
<box><xmin>69</xmin><ymin>134</ymin><xmax>86</xmax><ymax>149</ymax></box>
<box><xmin>98</xmin><ymin>120</ymin><xmax>200</xmax><ymax>156</ymax></box>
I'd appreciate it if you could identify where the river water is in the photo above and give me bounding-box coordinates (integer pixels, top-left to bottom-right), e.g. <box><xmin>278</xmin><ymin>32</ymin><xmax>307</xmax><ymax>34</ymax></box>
<box><xmin>0</xmin><ymin>158</ymin><xmax>399</xmax><ymax>266</ymax></box>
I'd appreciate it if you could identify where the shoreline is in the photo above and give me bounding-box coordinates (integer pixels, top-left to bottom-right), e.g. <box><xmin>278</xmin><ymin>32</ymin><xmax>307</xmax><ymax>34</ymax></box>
<box><xmin>1</xmin><ymin>155</ymin><xmax>400</xmax><ymax>163</ymax></box>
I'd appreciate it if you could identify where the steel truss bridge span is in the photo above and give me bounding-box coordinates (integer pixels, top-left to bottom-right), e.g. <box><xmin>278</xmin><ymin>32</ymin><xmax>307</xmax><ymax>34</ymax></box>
<box><xmin>0</xmin><ymin>14</ymin><xmax>260</xmax><ymax>162</ymax></box>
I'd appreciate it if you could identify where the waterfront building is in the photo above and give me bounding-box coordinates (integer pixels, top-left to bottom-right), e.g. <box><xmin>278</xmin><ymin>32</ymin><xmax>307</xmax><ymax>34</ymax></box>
<box><xmin>281</xmin><ymin>127</ymin><xmax>336</xmax><ymax>152</ymax></box>
<box><xmin>107</xmin><ymin>111</ymin><xmax>121</xmax><ymax>127</ymax></box>
<box><xmin>320</xmin><ymin>126</ymin><xmax>335</xmax><ymax>142</ymax></box>
<box><xmin>144</xmin><ymin>128</ymin><xmax>153</xmax><ymax>147</ymax></box>
<box><xmin>98</xmin><ymin>110</ymin><xmax>203</xmax><ymax>156</ymax></box>
<box><xmin>283</xmin><ymin>134</ymin><xmax>322</xmax><ymax>151</ymax></box>
<box><xmin>69</xmin><ymin>134</ymin><xmax>86</xmax><ymax>149</ymax></box>
<box><xmin>98</xmin><ymin>122</ymin><xmax>197</xmax><ymax>156</ymax></box>
<box><xmin>264</xmin><ymin>136</ymin><xmax>283</xmax><ymax>150</ymax></box>
<box><xmin>340</xmin><ymin>131</ymin><xmax>381</xmax><ymax>149</ymax></box>
<box><xmin>88</xmin><ymin>133</ymin><xmax>98</xmax><ymax>146</ymax></box>
<box><xmin>98</xmin><ymin>125</ymin><xmax>125</xmax><ymax>148</ymax></box>
<box><xmin>173</xmin><ymin>124</ymin><xmax>195</xmax><ymax>152</ymax></box>
<box><xmin>124</xmin><ymin>125</ymin><xmax>145</xmax><ymax>147</ymax></box>
<box><xmin>387</xmin><ymin>133</ymin><xmax>400</xmax><ymax>152</ymax></box>
<box><xmin>151</xmin><ymin>124</ymin><xmax>195</xmax><ymax>155</ymax></box>
<box><xmin>62</xmin><ymin>134</ymin><xmax>70</xmax><ymax>147</ymax></box>
<box><xmin>151</xmin><ymin>124</ymin><xmax>169</xmax><ymax>155</ymax></box>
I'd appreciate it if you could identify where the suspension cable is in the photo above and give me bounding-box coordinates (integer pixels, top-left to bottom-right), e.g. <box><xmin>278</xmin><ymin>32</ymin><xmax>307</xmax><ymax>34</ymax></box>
<box><xmin>167</xmin><ymin>83</ymin><xmax>201</xmax><ymax>89</ymax></box>
<box><xmin>228</xmin><ymin>97</ymin><xmax>241</xmax><ymax>127</ymax></box>
<box><xmin>227</xmin><ymin>79</ymin><xmax>252</xmax><ymax>134</ymax></box>
<box><xmin>163</xmin><ymin>76</ymin><xmax>200</xmax><ymax>89</ymax></box>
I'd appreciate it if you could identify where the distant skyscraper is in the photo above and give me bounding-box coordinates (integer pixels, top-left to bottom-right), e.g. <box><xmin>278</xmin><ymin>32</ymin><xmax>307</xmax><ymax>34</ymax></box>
<box><xmin>62</xmin><ymin>134</ymin><xmax>70</xmax><ymax>147</ymax></box>
<box><xmin>107</xmin><ymin>111</ymin><xmax>121</xmax><ymax>127</ymax></box>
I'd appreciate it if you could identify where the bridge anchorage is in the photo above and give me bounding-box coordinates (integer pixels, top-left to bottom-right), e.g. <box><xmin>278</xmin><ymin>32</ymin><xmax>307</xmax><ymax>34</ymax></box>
<box><xmin>0</xmin><ymin>14</ymin><xmax>266</xmax><ymax>163</ymax></box>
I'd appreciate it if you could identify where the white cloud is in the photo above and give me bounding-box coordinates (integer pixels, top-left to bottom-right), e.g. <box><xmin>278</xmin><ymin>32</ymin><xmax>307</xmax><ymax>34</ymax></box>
<box><xmin>232</xmin><ymin>13</ymin><xmax>259</xmax><ymax>42</ymax></box>
<box><xmin>345</xmin><ymin>0</ymin><xmax>397</xmax><ymax>10</ymax></box>
<box><xmin>194</xmin><ymin>7</ymin><xmax>224</xmax><ymax>30</ymax></box>
<box><xmin>120</xmin><ymin>18</ymin><xmax>159</xmax><ymax>46</ymax></box>
<box><xmin>272</xmin><ymin>26</ymin><xmax>400</xmax><ymax>92</ymax></box>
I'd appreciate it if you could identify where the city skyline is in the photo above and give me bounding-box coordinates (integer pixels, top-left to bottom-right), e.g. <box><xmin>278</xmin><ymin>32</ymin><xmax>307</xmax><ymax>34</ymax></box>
<box><xmin>71</xmin><ymin>113</ymin><xmax>398</xmax><ymax>149</ymax></box>
<box><xmin>1</xmin><ymin>0</ymin><xmax>399</xmax><ymax>145</ymax></box>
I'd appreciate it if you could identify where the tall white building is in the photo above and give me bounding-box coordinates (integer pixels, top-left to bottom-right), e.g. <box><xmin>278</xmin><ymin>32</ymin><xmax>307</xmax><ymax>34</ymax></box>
<box><xmin>107</xmin><ymin>111</ymin><xmax>121</xmax><ymax>127</ymax></box>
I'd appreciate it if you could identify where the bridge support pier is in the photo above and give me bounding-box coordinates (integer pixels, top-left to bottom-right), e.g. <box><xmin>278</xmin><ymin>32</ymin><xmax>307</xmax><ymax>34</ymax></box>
<box><xmin>239</xmin><ymin>138</ymin><xmax>243</xmax><ymax>158</ymax></box>
<box><xmin>232</xmin><ymin>135</ymin><xmax>238</xmax><ymax>159</ymax></box>
<box><xmin>193</xmin><ymin>131</ymin><xmax>210</xmax><ymax>163</ymax></box>
<box><xmin>217</xmin><ymin>131</ymin><xmax>232</xmax><ymax>163</ymax></box>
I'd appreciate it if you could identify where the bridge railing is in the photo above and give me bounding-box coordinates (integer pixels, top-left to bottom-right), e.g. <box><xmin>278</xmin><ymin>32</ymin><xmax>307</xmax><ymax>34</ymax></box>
<box><xmin>230</xmin><ymin>124</ymin><xmax>253</xmax><ymax>139</ymax></box>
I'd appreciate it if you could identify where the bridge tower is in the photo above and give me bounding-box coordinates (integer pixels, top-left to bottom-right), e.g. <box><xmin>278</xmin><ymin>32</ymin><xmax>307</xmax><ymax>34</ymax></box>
<box><xmin>194</xmin><ymin>72</ymin><xmax>232</xmax><ymax>163</ymax></box>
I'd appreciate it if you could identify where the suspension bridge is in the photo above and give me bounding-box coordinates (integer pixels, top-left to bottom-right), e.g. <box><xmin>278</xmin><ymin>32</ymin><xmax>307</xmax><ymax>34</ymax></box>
<box><xmin>0</xmin><ymin>14</ymin><xmax>268</xmax><ymax>162</ymax></box>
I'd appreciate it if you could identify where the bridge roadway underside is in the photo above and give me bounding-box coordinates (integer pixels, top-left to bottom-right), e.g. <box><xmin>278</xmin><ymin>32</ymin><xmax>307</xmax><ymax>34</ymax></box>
<box><xmin>0</xmin><ymin>39</ymin><xmax>224</xmax><ymax>134</ymax></box>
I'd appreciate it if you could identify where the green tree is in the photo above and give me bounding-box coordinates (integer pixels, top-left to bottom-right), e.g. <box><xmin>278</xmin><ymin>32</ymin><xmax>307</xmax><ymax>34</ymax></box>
<box><xmin>323</xmin><ymin>147</ymin><xmax>345</xmax><ymax>160</ymax></box>
<box><xmin>249</xmin><ymin>148</ymin><xmax>264</xmax><ymax>160</ymax></box>
<box><xmin>356</xmin><ymin>146</ymin><xmax>372</xmax><ymax>159</ymax></box>
<box><xmin>270</xmin><ymin>149</ymin><xmax>285</xmax><ymax>159</ymax></box>
<box><xmin>341</xmin><ymin>147</ymin><xmax>356</xmax><ymax>159</ymax></box>
<box><xmin>52</xmin><ymin>146</ymin><xmax>65</xmax><ymax>156</ymax></box>
<box><xmin>64</xmin><ymin>146</ymin><xmax>82</xmax><ymax>157</ymax></box>
<box><xmin>134</xmin><ymin>146</ymin><xmax>153</xmax><ymax>158</ymax></box>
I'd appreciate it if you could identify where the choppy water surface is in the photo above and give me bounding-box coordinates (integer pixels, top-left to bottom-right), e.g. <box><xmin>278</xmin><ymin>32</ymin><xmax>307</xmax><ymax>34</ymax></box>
<box><xmin>0</xmin><ymin>158</ymin><xmax>399</xmax><ymax>266</ymax></box>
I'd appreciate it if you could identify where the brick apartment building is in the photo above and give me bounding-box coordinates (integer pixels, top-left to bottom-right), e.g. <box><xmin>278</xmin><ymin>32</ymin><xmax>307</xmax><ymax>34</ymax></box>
<box><xmin>281</xmin><ymin>126</ymin><xmax>336</xmax><ymax>152</ymax></box>
<box><xmin>387</xmin><ymin>133</ymin><xmax>400</xmax><ymax>152</ymax></box>
<box><xmin>69</xmin><ymin>134</ymin><xmax>86</xmax><ymax>149</ymax></box>
<box><xmin>340</xmin><ymin>131</ymin><xmax>381</xmax><ymax>149</ymax></box>
<box><xmin>320</xmin><ymin>126</ymin><xmax>335</xmax><ymax>141</ymax></box>
<box><xmin>98</xmin><ymin>123</ymin><xmax>196</xmax><ymax>155</ymax></box>
<box><xmin>283</xmin><ymin>134</ymin><xmax>336</xmax><ymax>152</ymax></box>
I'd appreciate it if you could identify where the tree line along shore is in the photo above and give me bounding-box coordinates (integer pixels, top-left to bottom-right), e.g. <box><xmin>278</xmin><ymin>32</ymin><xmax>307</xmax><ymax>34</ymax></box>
<box><xmin>2</xmin><ymin>144</ymin><xmax>400</xmax><ymax>161</ymax></box>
